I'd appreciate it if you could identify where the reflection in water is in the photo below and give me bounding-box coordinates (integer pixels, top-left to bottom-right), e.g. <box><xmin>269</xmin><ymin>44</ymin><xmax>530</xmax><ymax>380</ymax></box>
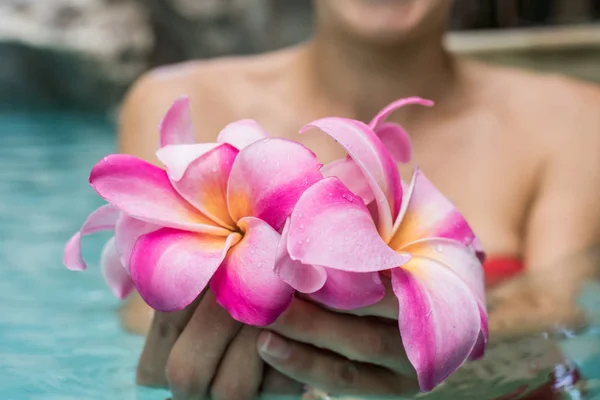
<box><xmin>0</xmin><ymin>113</ymin><xmax>599</xmax><ymax>399</ymax></box>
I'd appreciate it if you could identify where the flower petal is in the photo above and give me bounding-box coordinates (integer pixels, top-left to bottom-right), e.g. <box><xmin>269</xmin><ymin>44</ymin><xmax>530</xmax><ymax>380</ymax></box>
<box><xmin>159</xmin><ymin>96</ymin><xmax>196</xmax><ymax>147</ymax></box>
<box><xmin>391</xmin><ymin>258</ymin><xmax>481</xmax><ymax>391</ymax></box>
<box><xmin>390</xmin><ymin>168</ymin><xmax>477</xmax><ymax>249</ymax></box>
<box><xmin>373</xmin><ymin>122</ymin><xmax>412</xmax><ymax>163</ymax></box>
<box><xmin>286</xmin><ymin>177</ymin><xmax>410</xmax><ymax>273</ymax></box>
<box><xmin>404</xmin><ymin>239</ymin><xmax>485</xmax><ymax>307</ymax></box>
<box><xmin>403</xmin><ymin>238</ymin><xmax>488</xmax><ymax>359</ymax></box>
<box><xmin>217</xmin><ymin>119</ymin><xmax>269</xmax><ymax>150</ymax></box>
<box><xmin>309</xmin><ymin>269</ymin><xmax>385</xmax><ymax>310</ymax></box>
<box><xmin>63</xmin><ymin>204</ymin><xmax>120</xmax><ymax>271</ymax></box>
<box><xmin>301</xmin><ymin>118</ymin><xmax>401</xmax><ymax>241</ymax></box>
<box><xmin>130</xmin><ymin>228</ymin><xmax>240</xmax><ymax>311</ymax></box>
<box><xmin>470</xmin><ymin>310</ymin><xmax>489</xmax><ymax>360</ymax></box>
<box><xmin>368</xmin><ymin>97</ymin><xmax>434</xmax><ymax>130</ymax></box>
<box><xmin>274</xmin><ymin>218</ymin><xmax>327</xmax><ymax>294</ymax></box>
<box><xmin>227</xmin><ymin>138</ymin><xmax>322</xmax><ymax>231</ymax></box>
<box><xmin>90</xmin><ymin>154</ymin><xmax>229</xmax><ymax>236</ymax></box>
<box><xmin>471</xmin><ymin>236</ymin><xmax>486</xmax><ymax>264</ymax></box>
<box><xmin>114</xmin><ymin>215</ymin><xmax>160</xmax><ymax>271</ymax></box>
<box><xmin>156</xmin><ymin>143</ymin><xmax>220</xmax><ymax>181</ymax></box>
<box><xmin>168</xmin><ymin>143</ymin><xmax>238</xmax><ymax>229</ymax></box>
<box><xmin>101</xmin><ymin>237</ymin><xmax>135</xmax><ymax>299</ymax></box>
<box><xmin>210</xmin><ymin>217</ymin><xmax>295</xmax><ymax>326</ymax></box>
<box><xmin>320</xmin><ymin>158</ymin><xmax>374</xmax><ymax>204</ymax></box>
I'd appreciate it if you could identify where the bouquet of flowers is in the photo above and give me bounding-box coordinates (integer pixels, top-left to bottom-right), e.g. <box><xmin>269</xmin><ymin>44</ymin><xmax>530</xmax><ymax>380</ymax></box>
<box><xmin>64</xmin><ymin>96</ymin><xmax>488</xmax><ymax>392</ymax></box>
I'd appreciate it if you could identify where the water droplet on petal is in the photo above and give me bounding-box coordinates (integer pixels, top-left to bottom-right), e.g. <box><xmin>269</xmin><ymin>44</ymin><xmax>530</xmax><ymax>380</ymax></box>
<box><xmin>211</xmin><ymin>167</ymin><xmax>218</xmax><ymax>173</ymax></box>
<box><xmin>299</xmin><ymin>224</ymin><xmax>305</xmax><ymax>229</ymax></box>
<box><xmin>305</xmin><ymin>238</ymin><xmax>310</xmax><ymax>243</ymax></box>
<box><xmin>435</xmin><ymin>244</ymin><xmax>444</xmax><ymax>253</ymax></box>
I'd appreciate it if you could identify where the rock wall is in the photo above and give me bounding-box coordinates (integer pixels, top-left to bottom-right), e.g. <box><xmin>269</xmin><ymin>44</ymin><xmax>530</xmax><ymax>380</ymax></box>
<box><xmin>0</xmin><ymin>0</ymin><xmax>153</xmax><ymax>110</ymax></box>
<box><xmin>146</xmin><ymin>0</ymin><xmax>313</xmax><ymax>65</ymax></box>
<box><xmin>0</xmin><ymin>0</ymin><xmax>312</xmax><ymax>110</ymax></box>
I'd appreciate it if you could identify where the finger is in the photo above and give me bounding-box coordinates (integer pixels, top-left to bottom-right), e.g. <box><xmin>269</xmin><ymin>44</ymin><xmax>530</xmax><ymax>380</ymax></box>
<box><xmin>137</xmin><ymin>294</ymin><xmax>202</xmax><ymax>387</ymax></box>
<box><xmin>209</xmin><ymin>326</ymin><xmax>263</xmax><ymax>400</ymax></box>
<box><xmin>257</xmin><ymin>332</ymin><xmax>418</xmax><ymax>397</ymax></box>
<box><xmin>260</xmin><ymin>367</ymin><xmax>304</xmax><ymax>398</ymax></box>
<box><xmin>270</xmin><ymin>298</ymin><xmax>412</xmax><ymax>374</ymax></box>
<box><xmin>166</xmin><ymin>291</ymin><xmax>242</xmax><ymax>400</ymax></box>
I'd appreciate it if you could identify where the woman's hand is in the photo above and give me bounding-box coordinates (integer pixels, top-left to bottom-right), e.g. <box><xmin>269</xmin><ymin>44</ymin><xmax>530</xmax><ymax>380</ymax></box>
<box><xmin>486</xmin><ymin>246</ymin><xmax>598</xmax><ymax>340</ymax></box>
<box><xmin>257</xmin><ymin>288</ymin><xmax>420</xmax><ymax>399</ymax></box>
<box><xmin>136</xmin><ymin>290</ymin><xmax>303</xmax><ymax>400</ymax></box>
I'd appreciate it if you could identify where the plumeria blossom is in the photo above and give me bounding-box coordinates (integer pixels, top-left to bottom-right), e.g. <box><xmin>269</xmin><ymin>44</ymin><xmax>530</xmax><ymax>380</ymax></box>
<box><xmin>64</xmin><ymin>97</ymin><xmax>323</xmax><ymax>326</ymax></box>
<box><xmin>320</xmin><ymin>97</ymin><xmax>433</xmax><ymax>204</ymax></box>
<box><xmin>275</xmin><ymin>101</ymin><xmax>488</xmax><ymax>391</ymax></box>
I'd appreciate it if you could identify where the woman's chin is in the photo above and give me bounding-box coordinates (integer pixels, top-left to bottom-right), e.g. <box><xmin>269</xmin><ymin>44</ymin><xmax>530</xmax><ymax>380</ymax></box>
<box><xmin>120</xmin><ymin>292</ymin><xmax>154</xmax><ymax>336</ymax></box>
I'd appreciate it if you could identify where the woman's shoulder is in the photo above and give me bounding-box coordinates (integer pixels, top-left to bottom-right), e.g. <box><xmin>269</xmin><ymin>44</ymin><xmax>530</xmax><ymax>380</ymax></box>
<box><xmin>118</xmin><ymin>48</ymin><xmax>302</xmax><ymax>151</ymax></box>
<box><xmin>466</xmin><ymin>59</ymin><xmax>600</xmax><ymax>146</ymax></box>
<box><xmin>131</xmin><ymin>47</ymin><xmax>300</xmax><ymax>99</ymax></box>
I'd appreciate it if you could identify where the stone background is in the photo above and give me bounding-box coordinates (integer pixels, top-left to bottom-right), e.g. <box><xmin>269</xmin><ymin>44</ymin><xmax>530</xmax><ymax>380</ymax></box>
<box><xmin>1</xmin><ymin>0</ymin><xmax>599</xmax><ymax>110</ymax></box>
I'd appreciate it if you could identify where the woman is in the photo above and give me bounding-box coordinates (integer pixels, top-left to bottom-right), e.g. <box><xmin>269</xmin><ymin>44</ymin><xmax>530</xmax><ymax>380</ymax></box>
<box><xmin>118</xmin><ymin>0</ymin><xmax>600</xmax><ymax>398</ymax></box>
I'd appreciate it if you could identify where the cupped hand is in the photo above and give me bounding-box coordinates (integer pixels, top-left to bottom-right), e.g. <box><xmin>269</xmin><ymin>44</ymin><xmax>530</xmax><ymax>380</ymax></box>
<box><xmin>257</xmin><ymin>282</ymin><xmax>420</xmax><ymax>398</ymax></box>
<box><xmin>136</xmin><ymin>290</ymin><xmax>303</xmax><ymax>400</ymax></box>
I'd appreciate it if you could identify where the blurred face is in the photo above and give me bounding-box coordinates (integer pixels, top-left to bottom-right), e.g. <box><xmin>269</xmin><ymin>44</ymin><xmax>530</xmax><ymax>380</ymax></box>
<box><xmin>314</xmin><ymin>0</ymin><xmax>453</xmax><ymax>44</ymax></box>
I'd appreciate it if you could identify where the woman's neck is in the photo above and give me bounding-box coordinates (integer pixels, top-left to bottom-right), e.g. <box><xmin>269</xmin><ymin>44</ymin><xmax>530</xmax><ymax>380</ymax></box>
<box><xmin>301</xmin><ymin>24</ymin><xmax>461</xmax><ymax>122</ymax></box>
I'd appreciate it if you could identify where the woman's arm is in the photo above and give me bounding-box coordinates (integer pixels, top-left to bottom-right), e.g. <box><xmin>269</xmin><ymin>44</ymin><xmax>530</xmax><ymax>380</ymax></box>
<box><xmin>488</xmin><ymin>87</ymin><xmax>600</xmax><ymax>339</ymax></box>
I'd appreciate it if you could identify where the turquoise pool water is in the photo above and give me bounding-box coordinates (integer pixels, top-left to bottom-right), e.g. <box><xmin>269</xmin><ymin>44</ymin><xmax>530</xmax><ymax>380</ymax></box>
<box><xmin>0</xmin><ymin>114</ymin><xmax>170</xmax><ymax>400</ymax></box>
<box><xmin>0</xmin><ymin>113</ymin><xmax>599</xmax><ymax>399</ymax></box>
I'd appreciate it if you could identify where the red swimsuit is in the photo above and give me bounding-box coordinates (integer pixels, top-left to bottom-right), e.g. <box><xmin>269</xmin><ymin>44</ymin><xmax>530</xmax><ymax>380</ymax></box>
<box><xmin>483</xmin><ymin>256</ymin><xmax>525</xmax><ymax>287</ymax></box>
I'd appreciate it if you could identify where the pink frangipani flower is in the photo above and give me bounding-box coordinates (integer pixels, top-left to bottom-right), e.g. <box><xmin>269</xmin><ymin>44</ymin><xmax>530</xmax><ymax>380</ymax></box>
<box><xmin>275</xmin><ymin>99</ymin><xmax>488</xmax><ymax>391</ymax></box>
<box><xmin>64</xmin><ymin>97</ymin><xmax>322</xmax><ymax>326</ymax></box>
<box><xmin>320</xmin><ymin>97</ymin><xmax>433</xmax><ymax>204</ymax></box>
